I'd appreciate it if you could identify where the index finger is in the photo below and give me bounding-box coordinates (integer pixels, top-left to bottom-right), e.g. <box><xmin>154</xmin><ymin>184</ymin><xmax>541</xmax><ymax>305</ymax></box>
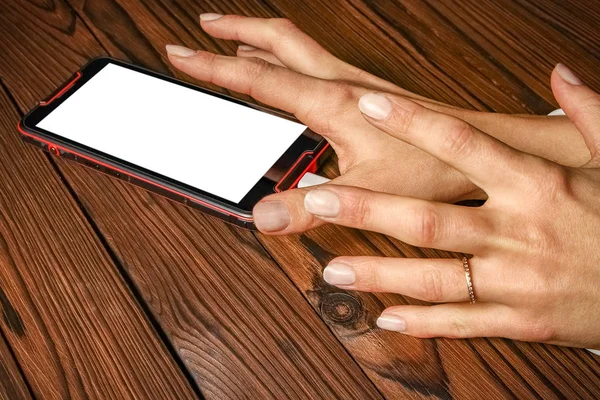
<box><xmin>166</xmin><ymin>48</ymin><xmax>351</xmax><ymax>138</ymax></box>
<box><xmin>358</xmin><ymin>93</ymin><xmax>537</xmax><ymax>194</ymax></box>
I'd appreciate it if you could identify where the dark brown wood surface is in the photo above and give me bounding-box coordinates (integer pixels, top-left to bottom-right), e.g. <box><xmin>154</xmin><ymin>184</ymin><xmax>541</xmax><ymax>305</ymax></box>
<box><xmin>0</xmin><ymin>76</ymin><xmax>199</xmax><ymax>398</ymax></box>
<box><xmin>0</xmin><ymin>331</ymin><xmax>31</xmax><ymax>400</ymax></box>
<box><xmin>1</xmin><ymin>0</ymin><xmax>600</xmax><ymax>399</ymax></box>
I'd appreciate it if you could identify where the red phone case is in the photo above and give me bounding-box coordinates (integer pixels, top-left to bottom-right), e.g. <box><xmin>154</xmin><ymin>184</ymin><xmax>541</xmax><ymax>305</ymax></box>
<box><xmin>19</xmin><ymin>65</ymin><xmax>331</xmax><ymax>229</ymax></box>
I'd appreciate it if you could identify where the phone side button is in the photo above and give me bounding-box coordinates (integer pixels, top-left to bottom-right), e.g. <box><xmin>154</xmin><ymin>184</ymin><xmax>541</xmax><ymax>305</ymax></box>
<box><xmin>48</xmin><ymin>145</ymin><xmax>61</xmax><ymax>157</ymax></box>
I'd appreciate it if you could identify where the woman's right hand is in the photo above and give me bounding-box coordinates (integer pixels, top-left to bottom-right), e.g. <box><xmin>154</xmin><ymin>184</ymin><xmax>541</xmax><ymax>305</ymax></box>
<box><xmin>166</xmin><ymin>14</ymin><xmax>589</xmax><ymax>234</ymax></box>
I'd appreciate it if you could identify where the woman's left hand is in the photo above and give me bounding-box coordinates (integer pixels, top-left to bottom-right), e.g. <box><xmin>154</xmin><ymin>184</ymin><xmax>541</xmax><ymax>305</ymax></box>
<box><xmin>306</xmin><ymin>64</ymin><xmax>600</xmax><ymax>348</ymax></box>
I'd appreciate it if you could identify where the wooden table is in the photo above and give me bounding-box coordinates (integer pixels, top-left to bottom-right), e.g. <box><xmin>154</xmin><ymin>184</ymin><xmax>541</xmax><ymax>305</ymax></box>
<box><xmin>1</xmin><ymin>1</ymin><xmax>599</xmax><ymax>399</ymax></box>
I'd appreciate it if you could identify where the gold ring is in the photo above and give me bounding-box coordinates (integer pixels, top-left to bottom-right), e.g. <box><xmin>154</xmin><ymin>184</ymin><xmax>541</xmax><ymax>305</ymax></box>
<box><xmin>463</xmin><ymin>256</ymin><xmax>476</xmax><ymax>304</ymax></box>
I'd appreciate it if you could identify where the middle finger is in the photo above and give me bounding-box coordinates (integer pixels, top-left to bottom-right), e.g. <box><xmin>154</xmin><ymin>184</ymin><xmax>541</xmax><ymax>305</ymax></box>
<box><xmin>304</xmin><ymin>185</ymin><xmax>494</xmax><ymax>254</ymax></box>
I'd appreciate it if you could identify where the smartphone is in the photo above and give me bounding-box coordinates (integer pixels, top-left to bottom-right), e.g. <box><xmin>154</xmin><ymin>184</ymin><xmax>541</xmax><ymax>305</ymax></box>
<box><xmin>19</xmin><ymin>57</ymin><xmax>330</xmax><ymax>229</ymax></box>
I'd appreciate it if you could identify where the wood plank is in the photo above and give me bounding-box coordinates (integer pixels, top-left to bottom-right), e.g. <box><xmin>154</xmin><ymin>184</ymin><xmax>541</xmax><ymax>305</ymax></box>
<box><xmin>0</xmin><ymin>331</ymin><xmax>32</xmax><ymax>400</ymax></box>
<box><xmin>0</xmin><ymin>1</ymin><xmax>382</xmax><ymax>399</ymax></box>
<box><xmin>421</xmin><ymin>0</ymin><xmax>600</xmax><ymax>105</ymax></box>
<box><xmin>249</xmin><ymin>1</ymin><xmax>600</xmax><ymax>398</ymax></box>
<box><xmin>0</xmin><ymin>84</ymin><xmax>198</xmax><ymax>398</ymax></box>
<box><xmin>53</xmin><ymin>1</ymin><xmax>488</xmax><ymax>396</ymax></box>
<box><xmin>3</xmin><ymin>0</ymin><xmax>600</xmax><ymax>399</ymax></box>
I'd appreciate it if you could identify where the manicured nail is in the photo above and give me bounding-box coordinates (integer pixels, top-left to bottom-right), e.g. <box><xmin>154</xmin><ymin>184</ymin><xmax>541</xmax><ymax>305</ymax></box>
<box><xmin>377</xmin><ymin>314</ymin><xmax>406</xmax><ymax>332</ymax></box>
<box><xmin>253</xmin><ymin>201</ymin><xmax>290</xmax><ymax>232</ymax></box>
<box><xmin>304</xmin><ymin>189</ymin><xmax>340</xmax><ymax>217</ymax></box>
<box><xmin>238</xmin><ymin>44</ymin><xmax>257</xmax><ymax>51</ymax></box>
<box><xmin>323</xmin><ymin>264</ymin><xmax>356</xmax><ymax>285</ymax></box>
<box><xmin>165</xmin><ymin>44</ymin><xmax>196</xmax><ymax>57</ymax></box>
<box><xmin>200</xmin><ymin>13</ymin><xmax>223</xmax><ymax>21</ymax></box>
<box><xmin>556</xmin><ymin>63</ymin><xmax>583</xmax><ymax>85</ymax></box>
<box><xmin>359</xmin><ymin>93</ymin><xmax>393</xmax><ymax>120</ymax></box>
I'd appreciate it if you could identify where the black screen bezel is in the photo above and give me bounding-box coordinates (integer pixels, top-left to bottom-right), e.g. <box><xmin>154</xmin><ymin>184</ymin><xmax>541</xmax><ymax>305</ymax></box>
<box><xmin>22</xmin><ymin>57</ymin><xmax>325</xmax><ymax>216</ymax></box>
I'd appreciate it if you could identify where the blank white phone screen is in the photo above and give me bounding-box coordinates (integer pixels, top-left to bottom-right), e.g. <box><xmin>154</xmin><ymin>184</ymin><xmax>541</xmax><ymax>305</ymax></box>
<box><xmin>37</xmin><ymin>63</ymin><xmax>307</xmax><ymax>203</ymax></box>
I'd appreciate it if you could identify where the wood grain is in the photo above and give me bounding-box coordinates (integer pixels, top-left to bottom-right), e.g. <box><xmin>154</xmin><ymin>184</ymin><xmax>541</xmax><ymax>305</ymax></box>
<box><xmin>2</xmin><ymin>0</ymin><xmax>600</xmax><ymax>399</ymax></box>
<box><xmin>69</xmin><ymin>0</ymin><xmax>600</xmax><ymax>397</ymax></box>
<box><xmin>0</xmin><ymin>1</ymin><xmax>382</xmax><ymax>398</ymax></box>
<box><xmin>0</xmin><ymin>332</ymin><xmax>31</xmax><ymax>400</ymax></box>
<box><xmin>0</xmin><ymin>84</ymin><xmax>198</xmax><ymax>398</ymax></box>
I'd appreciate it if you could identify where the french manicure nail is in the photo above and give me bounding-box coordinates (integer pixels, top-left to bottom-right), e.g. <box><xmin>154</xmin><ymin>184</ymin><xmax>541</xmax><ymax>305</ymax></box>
<box><xmin>556</xmin><ymin>63</ymin><xmax>583</xmax><ymax>85</ymax></box>
<box><xmin>323</xmin><ymin>264</ymin><xmax>356</xmax><ymax>285</ymax></box>
<box><xmin>377</xmin><ymin>314</ymin><xmax>406</xmax><ymax>332</ymax></box>
<box><xmin>253</xmin><ymin>201</ymin><xmax>290</xmax><ymax>232</ymax></box>
<box><xmin>165</xmin><ymin>44</ymin><xmax>197</xmax><ymax>57</ymax></box>
<box><xmin>304</xmin><ymin>190</ymin><xmax>340</xmax><ymax>217</ymax></box>
<box><xmin>238</xmin><ymin>44</ymin><xmax>257</xmax><ymax>51</ymax></box>
<box><xmin>200</xmin><ymin>13</ymin><xmax>223</xmax><ymax>21</ymax></box>
<box><xmin>359</xmin><ymin>93</ymin><xmax>393</xmax><ymax>120</ymax></box>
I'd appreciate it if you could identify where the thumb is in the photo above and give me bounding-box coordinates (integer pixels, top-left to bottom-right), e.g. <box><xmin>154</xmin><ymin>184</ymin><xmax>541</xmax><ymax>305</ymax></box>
<box><xmin>551</xmin><ymin>63</ymin><xmax>600</xmax><ymax>168</ymax></box>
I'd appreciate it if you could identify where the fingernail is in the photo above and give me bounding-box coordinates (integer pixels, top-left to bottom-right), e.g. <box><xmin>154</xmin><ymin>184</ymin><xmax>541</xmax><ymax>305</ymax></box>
<box><xmin>304</xmin><ymin>189</ymin><xmax>340</xmax><ymax>217</ymax></box>
<box><xmin>238</xmin><ymin>44</ymin><xmax>257</xmax><ymax>51</ymax></box>
<box><xmin>377</xmin><ymin>314</ymin><xmax>406</xmax><ymax>332</ymax></box>
<box><xmin>359</xmin><ymin>93</ymin><xmax>393</xmax><ymax>120</ymax></box>
<box><xmin>323</xmin><ymin>264</ymin><xmax>356</xmax><ymax>285</ymax></box>
<box><xmin>556</xmin><ymin>63</ymin><xmax>583</xmax><ymax>85</ymax></box>
<box><xmin>253</xmin><ymin>201</ymin><xmax>290</xmax><ymax>232</ymax></box>
<box><xmin>200</xmin><ymin>13</ymin><xmax>223</xmax><ymax>21</ymax></box>
<box><xmin>165</xmin><ymin>44</ymin><xmax>196</xmax><ymax>57</ymax></box>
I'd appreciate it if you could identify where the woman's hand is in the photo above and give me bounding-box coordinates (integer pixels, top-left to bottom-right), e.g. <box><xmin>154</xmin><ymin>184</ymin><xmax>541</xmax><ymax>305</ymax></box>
<box><xmin>167</xmin><ymin>14</ymin><xmax>589</xmax><ymax>234</ymax></box>
<box><xmin>195</xmin><ymin>14</ymin><xmax>590</xmax><ymax>168</ymax></box>
<box><xmin>167</xmin><ymin>14</ymin><xmax>481</xmax><ymax>233</ymax></box>
<box><xmin>305</xmin><ymin>64</ymin><xmax>600</xmax><ymax>348</ymax></box>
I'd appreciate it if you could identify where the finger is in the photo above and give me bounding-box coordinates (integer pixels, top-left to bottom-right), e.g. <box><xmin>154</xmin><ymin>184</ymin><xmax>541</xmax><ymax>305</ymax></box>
<box><xmin>358</xmin><ymin>93</ymin><xmax>538</xmax><ymax>194</ymax></box>
<box><xmin>200</xmin><ymin>14</ymin><xmax>359</xmax><ymax>80</ymax></box>
<box><xmin>551</xmin><ymin>63</ymin><xmax>600</xmax><ymax>168</ymax></box>
<box><xmin>253</xmin><ymin>171</ymin><xmax>366</xmax><ymax>234</ymax></box>
<box><xmin>323</xmin><ymin>257</ymin><xmax>500</xmax><ymax>303</ymax></box>
<box><xmin>303</xmin><ymin>185</ymin><xmax>493</xmax><ymax>253</ymax></box>
<box><xmin>200</xmin><ymin>14</ymin><xmax>424</xmax><ymax>98</ymax></box>
<box><xmin>237</xmin><ymin>44</ymin><xmax>285</xmax><ymax>67</ymax></box>
<box><xmin>166</xmin><ymin>46</ymin><xmax>356</xmax><ymax>140</ymax></box>
<box><xmin>376</xmin><ymin>303</ymin><xmax>529</xmax><ymax>340</ymax></box>
<box><xmin>253</xmin><ymin>186</ymin><xmax>326</xmax><ymax>234</ymax></box>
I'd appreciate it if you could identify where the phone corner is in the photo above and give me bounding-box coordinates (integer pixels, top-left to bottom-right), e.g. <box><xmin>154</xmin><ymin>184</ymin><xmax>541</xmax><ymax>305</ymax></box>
<box><xmin>82</xmin><ymin>56</ymin><xmax>118</xmax><ymax>72</ymax></box>
<box><xmin>17</xmin><ymin>117</ymin><xmax>32</xmax><ymax>134</ymax></box>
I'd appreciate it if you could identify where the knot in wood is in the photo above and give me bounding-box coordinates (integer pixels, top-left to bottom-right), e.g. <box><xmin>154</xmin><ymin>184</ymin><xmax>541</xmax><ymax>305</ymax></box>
<box><xmin>320</xmin><ymin>293</ymin><xmax>362</xmax><ymax>326</ymax></box>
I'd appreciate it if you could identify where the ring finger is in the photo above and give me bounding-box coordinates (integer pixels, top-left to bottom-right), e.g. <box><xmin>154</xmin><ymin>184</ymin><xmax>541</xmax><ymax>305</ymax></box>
<box><xmin>323</xmin><ymin>256</ymin><xmax>500</xmax><ymax>303</ymax></box>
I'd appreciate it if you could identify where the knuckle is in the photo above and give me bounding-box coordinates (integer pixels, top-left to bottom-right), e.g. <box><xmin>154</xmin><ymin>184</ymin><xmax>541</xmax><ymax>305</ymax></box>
<box><xmin>271</xmin><ymin>18</ymin><xmax>299</xmax><ymax>38</ymax></box>
<box><xmin>447</xmin><ymin>310</ymin><xmax>471</xmax><ymax>338</ymax></box>
<box><xmin>203</xmin><ymin>52</ymin><xmax>219</xmax><ymax>83</ymax></box>
<box><xmin>242</xmin><ymin>56</ymin><xmax>272</xmax><ymax>78</ymax></box>
<box><xmin>396</xmin><ymin>105</ymin><xmax>418</xmax><ymax>134</ymax></box>
<box><xmin>518</xmin><ymin>314</ymin><xmax>556</xmax><ymax>342</ymax></box>
<box><xmin>540</xmin><ymin>164</ymin><xmax>572</xmax><ymax>201</ymax></box>
<box><xmin>409</xmin><ymin>205</ymin><xmax>439</xmax><ymax>247</ymax></box>
<box><xmin>523</xmin><ymin>224</ymin><xmax>553</xmax><ymax>253</ymax></box>
<box><xmin>522</xmin><ymin>160</ymin><xmax>574</xmax><ymax>204</ymax></box>
<box><xmin>442</xmin><ymin>121</ymin><xmax>475</xmax><ymax>156</ymax></box>
<box><xmin>340</xmin><ymin>192</ymin><xmax>372</xmax><ymax>228</ymax></box>
<box><xmin>302</xmin><ymin>82</ymin><xmax>357</xmax><ymax>134</ymax></box>
<box><xmin>418</xmin><ymin>268</ymin><xmax>445</xmax><ymax>302</ymax></box>
<box><xmin>240</xmin><ymin>57</ymin><xmax>273</xmax><ymax>96</ymax></box>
